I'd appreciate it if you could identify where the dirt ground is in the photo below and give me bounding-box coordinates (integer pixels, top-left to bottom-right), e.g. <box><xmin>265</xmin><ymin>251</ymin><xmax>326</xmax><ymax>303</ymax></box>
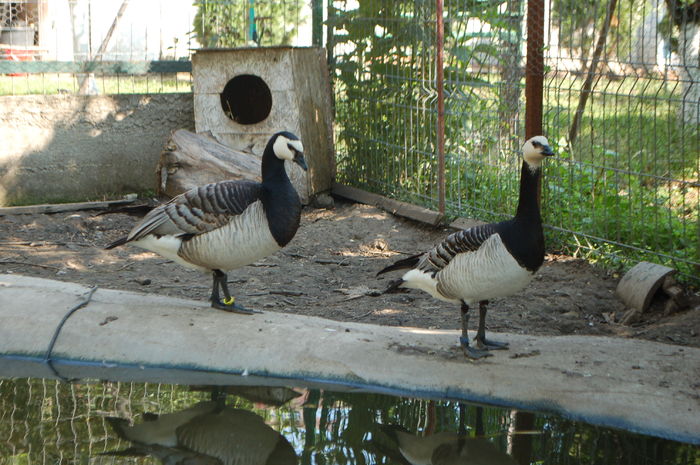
<box><xmin>1</xmin><ymin>199</ymin><xmax>698</xmax><ymax>348</ymax></box>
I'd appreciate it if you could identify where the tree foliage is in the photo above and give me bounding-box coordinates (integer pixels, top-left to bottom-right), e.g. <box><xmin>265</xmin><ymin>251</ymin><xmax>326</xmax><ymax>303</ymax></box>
<box><xmin>193</xmin><ymin>0</ymin><xmax>305</xmax><ymax>47</ymax></box>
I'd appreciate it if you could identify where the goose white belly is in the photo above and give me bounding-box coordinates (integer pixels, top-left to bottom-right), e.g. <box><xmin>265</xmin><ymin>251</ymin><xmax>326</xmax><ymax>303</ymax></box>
<box><xmin>179</xmin><ymin>200</ymin><xmax>280</xmax><ymax>271</ymax></box>
<box><xmin>437</xmin><ymin>233</ymin><xmax>534</xmax><ymax>304</ymax></box>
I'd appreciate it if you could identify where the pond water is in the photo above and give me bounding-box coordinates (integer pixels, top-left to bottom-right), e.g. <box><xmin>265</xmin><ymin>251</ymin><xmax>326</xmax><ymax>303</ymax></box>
<box><xmin>0</xmin><ymin>376</ymin><xmax>697</xmax><ymax>465</ymax></box>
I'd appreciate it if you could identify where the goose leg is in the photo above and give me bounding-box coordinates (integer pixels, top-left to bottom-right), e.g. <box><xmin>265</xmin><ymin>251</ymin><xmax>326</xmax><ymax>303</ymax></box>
<box><xmin>210</xmin><ymin>270</ymin><xmax>258</xmax><ymax>314</ymax></box>
<box><xmin>460</xmin><ymin>302</ymin><xmax>491</xmax><ymax>359</ymax></box>
<box><xmin>474</xmin><ymin>300</ymin><xmax>509</xmax><ymax>350</ymax></box>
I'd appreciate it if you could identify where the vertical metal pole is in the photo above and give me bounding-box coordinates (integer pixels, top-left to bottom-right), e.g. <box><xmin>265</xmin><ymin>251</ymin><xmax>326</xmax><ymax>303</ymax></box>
<box><xmin>248</xmin><ymin>0</ymin><xmax>256</xmax><ymax>43</ymax></box>
<box><xmin>526</xmin><ymin>0</ymin><xmax>545</xmax><ymax>208</ymax></box>
<box><xmin>436</xmin><ymin>0</ymin><xmax>446</xmax><ymax>215</ymax></box>
<box><xmin>525</xmin><ymin>0</ymin><xmax>545</xmax><ymax>139</ymax></box>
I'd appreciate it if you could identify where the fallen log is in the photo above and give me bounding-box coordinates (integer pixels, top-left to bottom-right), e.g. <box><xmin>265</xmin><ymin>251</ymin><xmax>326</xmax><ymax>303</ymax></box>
<box><xmin>157</xmin><ymin>129</ymin><xmax>309</xmax><ymax>203</ymax></box>
<box><xmin>157</xmin><ymin>129</ymin><xmax>261</xmax><ymax>198</ymax></box>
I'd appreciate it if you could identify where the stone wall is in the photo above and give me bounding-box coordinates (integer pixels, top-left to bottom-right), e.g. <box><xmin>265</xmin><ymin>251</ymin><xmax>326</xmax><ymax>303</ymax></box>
<box><xmin>0</xmin><ymin>93</ymin><xmax>194</xmax><ymax>206</ymax></box>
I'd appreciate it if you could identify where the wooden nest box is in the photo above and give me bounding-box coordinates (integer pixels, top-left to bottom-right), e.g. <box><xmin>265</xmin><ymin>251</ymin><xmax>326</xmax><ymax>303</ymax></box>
<box><xmin>192</xmin><ymin>47</ymin><xmax>335</xmax><ymax>203</ymax></box>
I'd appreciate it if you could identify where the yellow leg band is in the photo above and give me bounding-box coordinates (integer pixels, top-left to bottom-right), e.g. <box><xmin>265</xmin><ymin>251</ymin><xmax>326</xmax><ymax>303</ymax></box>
<box><xmin>222</xmin><ymin>296</ymin><xmax>235</xmax><ymax>306</ymax></box>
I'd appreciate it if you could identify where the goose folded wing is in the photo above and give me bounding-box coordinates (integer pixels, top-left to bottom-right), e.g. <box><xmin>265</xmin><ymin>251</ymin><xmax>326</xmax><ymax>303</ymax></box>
<box><xmin>418</xmin><ymin>223</ymin><xmax>498</xmax><ymax>275</ymax></box>
<box><xmin>127</xmin><ymin>181</ymin><xmax>263</xmax><ymax>241</ymax></box>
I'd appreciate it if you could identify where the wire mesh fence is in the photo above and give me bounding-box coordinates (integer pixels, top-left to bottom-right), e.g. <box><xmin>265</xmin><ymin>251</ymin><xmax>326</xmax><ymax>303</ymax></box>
<box><xmin>540</xmin><ymin>0</ymin><xmax>699</xmax><ymax>283</ymax></box>
<box><xmin>329</xmin><ymin>0</ymin><xmax>700</xmax><ymax>284</ymax></box>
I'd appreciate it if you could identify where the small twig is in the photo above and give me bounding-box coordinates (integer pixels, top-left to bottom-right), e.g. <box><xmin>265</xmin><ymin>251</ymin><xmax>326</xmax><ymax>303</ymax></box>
<box><xmin>157</xmin><ymin>284</ymin><xmax>209</xmax><ymax>289</ymax></box>
<box><xmin>354</xmin><ymin>310</ymin><xmax>374</xmax><ymax>319</ymax></box>
<box><xmin>283</xmin><ymin>252</ymin><xmax>311</xmax><ymax>260</ymax></box>
<box><xmin>315</xmin><ymin>258</ymin><xmax>350</xmax><ymax>266</ymax></box>
<box><xmin>116</xmin><ymin>261</ymin><xmax>136</xmax><ymax>271</ymax></box>
<box><xmin>248</xmin><ymin>262</ymin><xmax>278</xmax><ymax>267</ymax></box>
<box><xmin>0</xmin><ymin>259</ymin><xmax>60</xmax><ymax>271</ymax></box>
<box><xmin>270</xmin><ymin>289</ymin><xmax>304</xmax><ymax>297</ymax></box>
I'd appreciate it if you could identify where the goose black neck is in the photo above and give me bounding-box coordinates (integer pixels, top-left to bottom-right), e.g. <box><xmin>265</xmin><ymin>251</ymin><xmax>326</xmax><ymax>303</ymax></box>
<box><xmin>261</xmin><ymin>150</ymin><xmax>291</xmax><ymax>186</ymax></box>
<box><xmin>515</xmin><ymin>161</ymin><xmax>542</xmax><ymax>221</ymax></box>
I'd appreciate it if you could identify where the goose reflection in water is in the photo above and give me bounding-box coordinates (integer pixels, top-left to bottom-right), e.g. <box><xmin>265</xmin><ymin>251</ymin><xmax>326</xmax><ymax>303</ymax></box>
<box><xmin>377</xmin><ymin>406</ymin><xmax>517</xmax><ymax>465</ymax></box>
<box><xmin>103</xmin><ymin>397</ymin><xmax>298</xmax><ymax>465</ymax></box>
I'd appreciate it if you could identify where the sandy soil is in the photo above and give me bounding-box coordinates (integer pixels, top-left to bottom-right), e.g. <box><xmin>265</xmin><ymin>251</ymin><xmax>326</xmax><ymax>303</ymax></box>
<box><xmin>1</xmin><ymin>199</ymin><xmax>698</xmax><ymax>348</ymax></box>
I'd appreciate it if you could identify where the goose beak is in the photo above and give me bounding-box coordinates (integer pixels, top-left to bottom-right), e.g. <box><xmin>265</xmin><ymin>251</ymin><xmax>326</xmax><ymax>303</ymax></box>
<box><xmin>541</xmin><ymin>145</ymin><xmax>554</xmax><ymax>156</ymax></box>
<box><xmin>293</xmin><ymin>151</ymin><xmax>308</xmax><ymax>171</ymax></box>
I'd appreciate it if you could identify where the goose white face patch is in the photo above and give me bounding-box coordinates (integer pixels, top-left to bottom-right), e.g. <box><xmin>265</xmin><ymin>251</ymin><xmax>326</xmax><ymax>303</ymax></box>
<box><xmin>522</xmin><ymin>135</ymin><xmax>550</xmax><ymax>168</ymax></box>
<box><xmin>273</xmin><ymin>135</ymin><xmax>304</xmax><ymax>161</ymax></box>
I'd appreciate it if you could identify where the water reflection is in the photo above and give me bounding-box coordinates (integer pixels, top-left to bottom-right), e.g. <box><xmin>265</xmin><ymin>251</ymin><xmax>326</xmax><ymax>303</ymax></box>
<box><xmin>0</xmin><ymin>378</ymin><xmax>697</xmax><ymax>465</ymax></box>
<box><xmin>104</xmin><ymin>399</ymin><xmax>297</xmax><ymax>465</ymax></box>
<box><xmin>377</xmin><ymin>405</ymin><xmax>517</xmax><ymax>465</ymax></box>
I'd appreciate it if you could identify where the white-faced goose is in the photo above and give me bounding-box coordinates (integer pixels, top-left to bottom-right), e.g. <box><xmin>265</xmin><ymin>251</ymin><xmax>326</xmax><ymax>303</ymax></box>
<box><xmin>377</xmin><ymin>136</ymin><xmax>554</xmax><ymax>359</ymax></box>
<box><xmin>106</xmin><ymin>131</ymin><xmax>307</xmax><ymax>313</ymax></box>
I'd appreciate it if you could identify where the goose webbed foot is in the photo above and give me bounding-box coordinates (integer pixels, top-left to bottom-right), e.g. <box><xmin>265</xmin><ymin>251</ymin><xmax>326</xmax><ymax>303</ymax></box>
<box><xmin>474</xmin><ymin>336</ymin><xmax>509</xmax><ymax>351</ymax></box>
<box><xmin>211</xmin><ymin>298</ymin><xmax>260</xmax><ymax>314</ymax></box>
<box><xmin>210</xmin><ymin>270</ymin><xmax>260</xmax><ymax>315</ymax></box>
<box><xmin>460</xmin><ymin>336</ymin><xmax>492</xmax><ymax>359</ymax></box>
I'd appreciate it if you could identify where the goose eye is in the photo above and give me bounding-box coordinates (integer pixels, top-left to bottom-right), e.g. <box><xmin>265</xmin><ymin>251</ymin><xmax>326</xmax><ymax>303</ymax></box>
<box><xmin>532</xmin><ymin>141</ymin><xmax>541</xmax><ymax>148</ymax></box>
<box><xmin>287</xmin><ymin>143</ymin><xmax>296</xmax><ymax>153</ymax></box>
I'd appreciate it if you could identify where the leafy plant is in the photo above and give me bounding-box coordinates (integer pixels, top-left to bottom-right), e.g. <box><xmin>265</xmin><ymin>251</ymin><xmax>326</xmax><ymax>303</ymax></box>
<box><xmin>193</xmin><ymin>0</ymin><xmax>305</xmax><ymax>47</ymax></box>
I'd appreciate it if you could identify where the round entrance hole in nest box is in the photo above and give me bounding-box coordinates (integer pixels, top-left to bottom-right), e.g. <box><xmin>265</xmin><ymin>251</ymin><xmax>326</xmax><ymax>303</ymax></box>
<box><xmin>220</xmin><ymin>74</ymin><xmax>273</xmax><ymax>125</ymax></box>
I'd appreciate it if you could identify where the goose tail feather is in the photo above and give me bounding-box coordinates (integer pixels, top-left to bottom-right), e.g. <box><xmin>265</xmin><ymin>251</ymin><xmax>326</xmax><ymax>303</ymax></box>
<box><xmin>104</xmin><ymin>237</ymin><xmax>128</xmax><ymax>250</ymax></box>
<box><xmin>376</xmin><ymin>254</ymin><xmax>422</xmax><ymax>276</ymax></box>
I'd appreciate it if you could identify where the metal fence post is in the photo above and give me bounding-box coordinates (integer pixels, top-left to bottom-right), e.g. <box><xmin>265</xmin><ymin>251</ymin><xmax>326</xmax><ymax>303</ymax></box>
<box><xmin>525</xmin><ymin>0</ymin><xmax>545</xmax><ymax>139</ymax></box>
<box><xmin>436</xmin><ymin>0</ymin><xmax>446</xmax><ymax>216</ymax></box>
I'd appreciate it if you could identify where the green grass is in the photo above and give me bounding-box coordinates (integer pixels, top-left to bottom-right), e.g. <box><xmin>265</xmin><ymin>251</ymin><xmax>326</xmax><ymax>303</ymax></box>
<box><xmin>542</xmin><ymin>75</ymin><xmax>699</xmax><ymax>282</ymax></box>
<box><xmin>0</xmin><ymin>73</ymin><xmax>192</xmax><ymax>95</ymax></box>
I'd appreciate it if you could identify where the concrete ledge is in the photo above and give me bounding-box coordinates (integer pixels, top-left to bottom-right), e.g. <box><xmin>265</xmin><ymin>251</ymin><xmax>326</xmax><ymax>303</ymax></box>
<box><xmin>0</xmin><ymin>274</ymin><xmax>698</xmax><ymax>444</ymax></box>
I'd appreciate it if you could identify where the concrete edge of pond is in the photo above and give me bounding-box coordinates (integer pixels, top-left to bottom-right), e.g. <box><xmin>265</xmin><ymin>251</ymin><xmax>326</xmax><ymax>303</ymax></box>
<box><xmin>0</xmin><ymin>273</ymin><xmax>698</xmax><ymax>445</ymax></box>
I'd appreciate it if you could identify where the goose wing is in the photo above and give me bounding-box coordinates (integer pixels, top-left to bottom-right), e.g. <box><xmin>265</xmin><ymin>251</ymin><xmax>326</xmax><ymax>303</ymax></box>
<box><xmin>417</xmin><ymin>223</ymin><xmax>498</xmax><ymax>276</ymax></box>
<box><xmin>127</xmin><ymin>181</ymin><xmax>263</xmax><ymax>242</ymax></box>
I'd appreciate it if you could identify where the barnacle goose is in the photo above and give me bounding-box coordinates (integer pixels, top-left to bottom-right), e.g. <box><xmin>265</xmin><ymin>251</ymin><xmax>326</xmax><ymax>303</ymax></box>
<box><xmin>377</xmin><ymin>136</ymin><xmax>554</xmax><ymax>359</ymax></box>
<box><xmin>105</xmin><ymin>131</ymin><xmax>307</xmax><ymax>313</ymax></box>
<box><xmin>104</xmin><ymin>401</ymin><xmax>297</xmax><ymax>464</ymax></box>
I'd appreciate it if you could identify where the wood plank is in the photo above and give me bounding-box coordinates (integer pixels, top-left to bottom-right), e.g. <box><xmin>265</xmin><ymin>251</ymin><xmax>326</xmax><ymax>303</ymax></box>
<box><xmin>331</xmin><ymin>182</ymin><xmax>443</xmax><ymax>226</ymax></box>
<box><xmin>0</xmin><ymin>198</ymin><xmax>138</xmax><ymax>216</ymax></box>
